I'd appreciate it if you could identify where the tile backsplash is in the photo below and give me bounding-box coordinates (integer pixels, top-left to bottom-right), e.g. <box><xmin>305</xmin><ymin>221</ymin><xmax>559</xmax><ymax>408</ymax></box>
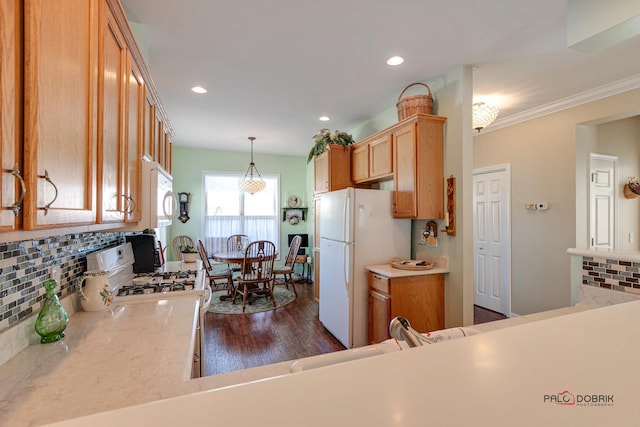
<box><xmin>0</xmin><ymin>232</ymin><xmax>123</xmax><ymax>334</ymax></box>
<box><xmin>582</xmin><ymin>256</ymin><xmax>640</xmax><ymax>292</ymax></box>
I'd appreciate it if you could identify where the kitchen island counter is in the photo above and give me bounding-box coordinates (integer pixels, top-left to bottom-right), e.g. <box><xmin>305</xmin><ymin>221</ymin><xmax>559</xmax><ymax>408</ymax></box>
<box><xmin>44</xmin><ymin>300</ymin><xmax>640</xmax><ymax>426</ymax></box>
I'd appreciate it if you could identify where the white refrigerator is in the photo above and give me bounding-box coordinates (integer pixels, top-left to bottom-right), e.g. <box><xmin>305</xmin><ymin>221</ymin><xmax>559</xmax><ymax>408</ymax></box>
<box><xmin>319</xmin><ymin>188</ymin><xmax>411</xmax><ymax>348</ymax></box>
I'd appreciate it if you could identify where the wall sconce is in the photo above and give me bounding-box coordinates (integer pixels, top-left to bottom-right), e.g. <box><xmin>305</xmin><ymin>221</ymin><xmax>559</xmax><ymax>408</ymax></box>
<box><xmin>472</xmin><ymin>102</ymin><xmax>499</xmax><ymax>132</ymax></box>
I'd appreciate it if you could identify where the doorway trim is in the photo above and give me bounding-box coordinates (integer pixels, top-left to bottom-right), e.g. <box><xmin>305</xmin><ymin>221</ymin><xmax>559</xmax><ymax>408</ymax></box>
<box><xmin>473</xmin><ymin>164</ymin><xmax>512</xmax><ymax>317</ymax></box>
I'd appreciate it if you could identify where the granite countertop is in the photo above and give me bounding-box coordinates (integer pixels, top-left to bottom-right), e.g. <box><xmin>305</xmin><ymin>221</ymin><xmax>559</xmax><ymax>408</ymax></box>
<box><xmin>44</xmin><ymin>301</ymin><xmax>640</xmax><ymax>426</ymax></box>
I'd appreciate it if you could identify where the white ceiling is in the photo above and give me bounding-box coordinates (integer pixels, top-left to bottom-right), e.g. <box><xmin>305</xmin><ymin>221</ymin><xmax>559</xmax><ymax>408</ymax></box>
<box><xmin>120</xmin><ymin>0</ymin><xmax>640</xmax><ymax>157</ymax></box>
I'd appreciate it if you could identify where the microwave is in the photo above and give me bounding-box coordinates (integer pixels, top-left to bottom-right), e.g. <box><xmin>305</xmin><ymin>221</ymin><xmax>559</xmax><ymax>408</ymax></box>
<box><xmin>139</xmin><ymin>161</ymin><xmax>177</xmax><ymax>229</ymax></box>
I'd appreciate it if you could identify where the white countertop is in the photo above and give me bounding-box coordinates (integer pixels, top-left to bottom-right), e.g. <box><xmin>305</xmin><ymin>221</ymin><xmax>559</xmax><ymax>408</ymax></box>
<box><xmin>44</xmin><ymin>300</ymin><xmax>640</xmax><ymax>426</ymax></box>
<box><xmin>567</xmin><ymin>247</ymin><xmax>640</xmax><ymax>262</ymax></box>
<box><xmin>366</xmin><ymin>263</ymin><xmax>449</xmax><ymax>277</ymax></box>
<box><xmin>0</xmin><ymin>296</ymin><xmax>201</xmax><ymax>427</ymax></box>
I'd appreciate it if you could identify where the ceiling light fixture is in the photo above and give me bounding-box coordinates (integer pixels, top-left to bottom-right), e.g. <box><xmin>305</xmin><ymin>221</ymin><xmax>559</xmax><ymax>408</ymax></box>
<box><xmin>386</xmin><ymin>56</ymin><xmax>404</xmax><ymax>66</ymax></box>
<box><xmin>238</xmin><ymin>137</ymin><xmax>266</xmax><ymax>194</ymax></box>
<box><xmin>472</xmin><ymin>102</ymin><xmax>499</xmax><ymax>132</ymax></box>
<box><xmin>319</xmin><ymin>116</ymin><xmax>330</xmax><ymax>121</ymax></box>
<box><xmin>191</xmin><ymin>86</ymin><xmax>207</xmax><ymax>94</ymax></box>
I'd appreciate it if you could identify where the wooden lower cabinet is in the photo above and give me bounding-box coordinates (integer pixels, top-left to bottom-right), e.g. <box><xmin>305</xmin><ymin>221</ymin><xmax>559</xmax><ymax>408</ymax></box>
<box><xmin>368</xmin><ymin>271</ymin><xmax>444</xmax><ymax>344</ymax></box>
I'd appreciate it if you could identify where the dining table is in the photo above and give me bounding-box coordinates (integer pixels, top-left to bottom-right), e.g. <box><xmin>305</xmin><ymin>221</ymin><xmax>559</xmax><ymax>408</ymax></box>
<box><xmin>212</xmin><ymin>250</ymin><xmax>278</xmax><ymax>301</ymax></box>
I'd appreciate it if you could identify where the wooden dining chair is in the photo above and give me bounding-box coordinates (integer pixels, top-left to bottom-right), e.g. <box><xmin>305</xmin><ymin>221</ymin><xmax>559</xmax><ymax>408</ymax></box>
<box><xmin>232</xmin><ymin>240</ymin><xmax>276</xmax><ymax>312</ymax></box>
<box><xmin>226</xmin><ymin>234</ymin><xmax>251</xmax><ymax>252</ymax></box>
<box><xmin>196</xmin><ymin>240</ymin><xmax>235</xmax><ymax>296</ymax></box>
<box><xmin>272</xmin><ymin>235</ymin><xmax>302</xmax><ymax>296</ymax></box>
<box><xmin>226</xmin><ymin>234</ymin><xmax>251</xmax><ymax>272</ymax></box>
<box><xmin>172</xmin><ymin>235</ymin><xmax>195</xmax><ymax>260</ymax></box>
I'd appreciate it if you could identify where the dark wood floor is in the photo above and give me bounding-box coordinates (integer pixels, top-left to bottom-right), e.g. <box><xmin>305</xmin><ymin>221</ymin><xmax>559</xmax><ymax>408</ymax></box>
<box><xmin>474</xmin><ymin>305</ymin><xmax>508</xmax><ymax>324</ymax></box>
<box><xmin>202</xmin><ymin>282</ymin><xmax>344</xmax><ymax>376</ymax></box>
<box><xmin>202</xmin><ymin>283</ymin><xmax>508</xmax><ymax>377</ymax></box>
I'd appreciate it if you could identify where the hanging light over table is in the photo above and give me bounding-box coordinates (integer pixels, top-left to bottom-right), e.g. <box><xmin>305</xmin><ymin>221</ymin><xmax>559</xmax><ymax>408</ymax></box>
<box><xmin>472</xmin><ymin>102</ymin><xmax>499</xmax><ymax>132</ymax></box>
<box><xmin>238</xmin><ymin>136</ymin><xmax>266</xmax><ymax>194</ymax></box>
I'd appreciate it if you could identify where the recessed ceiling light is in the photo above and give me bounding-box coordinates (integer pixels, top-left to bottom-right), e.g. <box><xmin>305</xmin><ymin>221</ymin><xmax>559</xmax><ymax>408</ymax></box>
<box><xmin>386</xmin><ymin>56</ymin><xmax>404</xmax><ymax>66</ymax></box>
<box><xmin>319</xmin><ymin>116</ymin><xmax>330</xmax><ymax>121</ymax></box>
<box><xmin>191</xmin><ymin>86</ymin><xmax>207</xmax><ymax>94</ymax></box>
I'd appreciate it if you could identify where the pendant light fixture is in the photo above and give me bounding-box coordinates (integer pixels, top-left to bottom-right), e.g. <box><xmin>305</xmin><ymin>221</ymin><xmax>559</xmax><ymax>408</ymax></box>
<box><xmin>472</xmin><ymin>102</ymin><xmax>499</xmax><ymax>132</ymax></box>
<box><xmin>238</xmin><ymin>136</ymin><xmax>266</xmax><ymax>194</ymax></box>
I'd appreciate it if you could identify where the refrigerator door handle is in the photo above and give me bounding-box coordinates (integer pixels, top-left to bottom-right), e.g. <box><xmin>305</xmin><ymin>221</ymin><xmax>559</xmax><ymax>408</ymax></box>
<box><xmin>342</xmin><ymin>191</ymin><xmax>350</xmax><ymax>243</ymax></box>
<box><xmin>343</xmin><ymin>243</ymin><xmax>350</xmax><ymax>296</ymax></box>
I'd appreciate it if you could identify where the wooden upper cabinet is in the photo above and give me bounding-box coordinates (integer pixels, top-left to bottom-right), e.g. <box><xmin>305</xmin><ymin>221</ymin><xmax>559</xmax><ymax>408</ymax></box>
<box><xmin>351</xmin><ymin>143</ymin><xmax>369</xmax><ymax>183</ymax></box>
<box><xmin>351</xmin><ymin>133</ymin><xmax>393</xmax><ymax>184</ymax></box>
<box><xmin>393</xmin><ymin>123</ymin><xmax>418</xmax><ymax>217</ymax></box>
<box><xmin>393</xmin><ymin>114</ymin><xmax>446</xmax><ymax>219</ymax></box>
<box><xmin>0</xmin><ymin>0</ymin><xmax>22</xmax><ymax>232</ymax></box>
<box><xmin>155</xmin><ymin>111</ymin><xmax>164</xmax><ymax>165</ymax></box>
<box><xmin>98</xmin><ymin>3</ymin><xmax>127</xmax><ymax>223</ymax></box>
<box><xmin>164</xmin><ymin>136</ymin><xmax>172</xmax><ymax>173</ymax></box>
<box><xmin>142</xmin><ymin>93</ymin><xmax>155</xmax><ymax>161</ymax></box>
<box><xmin>369</xmin><ymin>133</ymin><xmax>393</xmax><ymax>179</ymax></box>
<box><xmin>313</xmin><ymin>144</ymin><xmax>352</xmax><ymax>194</ymax></box>
<box><xmin>22</xmin><ymin>0</ymin><xmax>99</xmax><ymax>229</ymax></box>
<box><xmin>124</xmin><ymin>53</ymin><xmax>144</xmax><ymax>223</ymax></box>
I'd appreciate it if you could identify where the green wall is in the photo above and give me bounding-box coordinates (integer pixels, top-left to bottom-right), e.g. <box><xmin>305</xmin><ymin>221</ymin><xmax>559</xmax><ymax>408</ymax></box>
<box><xmin>168</xmin><ymin>146</ymin><xmax>310</xmax><ymax>262</ymax></box>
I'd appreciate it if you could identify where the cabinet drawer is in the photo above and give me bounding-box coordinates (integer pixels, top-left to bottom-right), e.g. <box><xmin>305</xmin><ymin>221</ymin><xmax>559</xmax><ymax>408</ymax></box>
<box><xmin>369</xmin><ymin>272</ymin><xmax>389</xmax><ymax>294</ymax></box>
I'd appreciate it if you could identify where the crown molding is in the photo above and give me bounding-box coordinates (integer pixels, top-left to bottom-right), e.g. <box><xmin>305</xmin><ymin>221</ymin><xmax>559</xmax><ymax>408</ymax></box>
<box><xmin>482</xmin><ymin>73</ymin><xmax>640</xmax><ymax>133</ymax></box>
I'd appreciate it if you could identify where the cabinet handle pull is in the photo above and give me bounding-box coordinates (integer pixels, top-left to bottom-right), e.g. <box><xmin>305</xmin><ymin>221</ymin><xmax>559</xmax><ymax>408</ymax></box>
<box><xmin>38</xmin><ymin>170</ymin><xmax>58</xmax><ymax>215</ymax></box>
<box><xmin>4</xmin><ymin>164</ymin><xmax>26</xmax><ymax>216</ymax></box>
<box><xmin>121</xmin><ymin>195</ymin><xmax>137</xmax><ymax>215</ymax></box>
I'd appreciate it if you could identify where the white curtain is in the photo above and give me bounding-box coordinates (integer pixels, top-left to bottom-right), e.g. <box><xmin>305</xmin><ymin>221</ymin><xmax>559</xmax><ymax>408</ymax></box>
<box><xmin>203</xmin><ymin>172</ymin><xmax>279</xmax><ymax>255</ymax></box>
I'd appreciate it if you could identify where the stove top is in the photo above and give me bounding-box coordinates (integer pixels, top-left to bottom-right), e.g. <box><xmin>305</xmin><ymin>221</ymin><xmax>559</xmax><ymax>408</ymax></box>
<box><xmin>117</xmin><ymin>270</ymin><xmax>199</xmax><ymax>296</ymax></box>
<box><xmin>86</xmin><ymin>243</ymin><xmax>206</xmax><ymax>302</ymax></box>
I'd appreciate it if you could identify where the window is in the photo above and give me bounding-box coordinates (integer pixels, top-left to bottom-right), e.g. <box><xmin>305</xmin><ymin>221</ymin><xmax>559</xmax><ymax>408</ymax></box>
<box><xmin>203</xmin><ymin>172</ymin><xmax>280</xmax><ymax>255</ymax></box>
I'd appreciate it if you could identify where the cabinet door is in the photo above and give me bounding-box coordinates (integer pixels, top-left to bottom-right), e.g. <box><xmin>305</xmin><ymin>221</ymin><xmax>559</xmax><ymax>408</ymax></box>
<box><xmin>143</xmin><ymin>94</ymin><xmax>154</xmax><ymax>160</ymax></box>
<box><xmin>0</xmin><ymin>0</ymin><xmax>21</xmax><ymax>231</ymax></box>
<box><xmin>164</xmin><ymin>136</ymin><xmax>172</xmax><ymax>173</ymax></box>
<box><xmin>391</xmin><ymin>275</ymin><xmax>445</xmax><ymax>333</ymax></box>
<box><xmin>155</xmin><ymin>112</ymin><xmax>164</xmax><ymax>166</ymax></box>
<box><xmin>23</xmin><ymin>0</ymin><xmax>99</xmax><ymax>228</ymax></box>
<box><xmin>369</xmin><ymin>133</ymin><xmax>392</xmax><ymax>179</ymax></box>
<box><xmin>393</xmin><ymin>123</ymin><xmax>417</xmax><ymax>218</ymax></box>
<box><xmin>124</xmin><ymin>53</ymin><xmax>144</xmax><ymax>223</ymax></box>
<box><xmin>98</xmin><ymin>3</ymin><xmax>127</xmax><ymax>223</ymax></box>
<box><xmin>351</xmin><ymin>143</ymin><xmax>369</xmax><ymax>183</ymax></box>
<box><xmin>314</xmin><ymin>151</ymin><xmax>329</xmax><ymax>193</ymax></box>
<box><xmin>368</xmin><ymin>289</ymin><xmax>391</xmax><ymax>344</ymax></box>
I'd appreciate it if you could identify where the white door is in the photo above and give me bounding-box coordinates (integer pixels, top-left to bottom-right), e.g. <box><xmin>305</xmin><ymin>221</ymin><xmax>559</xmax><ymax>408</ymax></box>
<box><xmin>588</xmin><ymin>153</ymin><xmax>617</xmax><ymax>250</ymax></box>
<box><xmin>473</xmin><ymin>165</ymin><xmax>511</xmax><ymax>316</ymax></box>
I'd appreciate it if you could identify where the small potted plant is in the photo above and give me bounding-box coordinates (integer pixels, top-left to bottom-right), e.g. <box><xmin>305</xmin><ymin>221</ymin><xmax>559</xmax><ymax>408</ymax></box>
<box><xmin>307</xmin><ymin>128</ymin><xmax>355</xmax><ymax>163</ymax></box>
<box><xmin>180</xmin><ymin>244</ymin><xmax>198</xmax><ymax>263</ymax></box>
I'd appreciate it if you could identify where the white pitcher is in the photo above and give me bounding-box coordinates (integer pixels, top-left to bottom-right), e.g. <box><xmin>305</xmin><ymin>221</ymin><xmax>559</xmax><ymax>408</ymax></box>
<box><xmin>75</xmin><ymin>270</ymin><xmax>113</xmax><ymax>311</ymax></box>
